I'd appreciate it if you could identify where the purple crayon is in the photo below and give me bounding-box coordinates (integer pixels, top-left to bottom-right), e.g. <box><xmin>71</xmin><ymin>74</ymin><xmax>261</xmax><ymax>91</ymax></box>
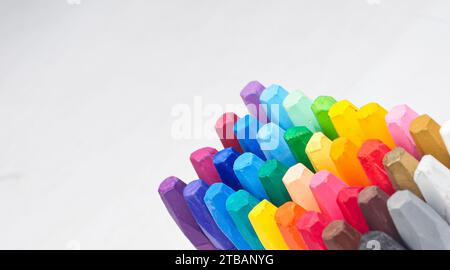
<box><xmin>183</xmin><ymin>179</ymin><xmax>236</xmax><ymax>250</ymax></box>
<box><xmin>240</xmin><ymin>81</ymin><xmax>268</xmax><ymax>124</ymax></box>
<box><xmin>158</xmin><ymin>177</ymin><xmax>216</xmax><ymax>250</ymax></box>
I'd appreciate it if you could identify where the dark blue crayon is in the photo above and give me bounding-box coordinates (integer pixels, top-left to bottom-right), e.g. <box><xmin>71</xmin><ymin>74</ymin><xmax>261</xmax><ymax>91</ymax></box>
<box><xmin>183</xmin><ymin>179</ymin><xmax>236</xmax><ymax>250</ymax></box>
<box><xmin>213</xmin><ymin>148</ymin><xmax>243</xmax><ymax>190</ymax></box>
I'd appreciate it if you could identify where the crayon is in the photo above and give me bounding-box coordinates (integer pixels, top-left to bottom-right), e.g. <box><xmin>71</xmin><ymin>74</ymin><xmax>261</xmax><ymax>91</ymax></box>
<box><xmin>383</xmin><ymin>147</ymin><xmax>423</xmax><ymax>198</ymax></box>
<box><xmin>282</xmin><ymin>163</ymin><xmax>320</xmax><ymax>211</ymax></box>
<box><xmin>183</xmin><ymin>180</ymin><xmax>236</xmax><ymax>250</ymax></box>
<box><xmin>283</xmin><ymin>91</ymin><xmax>321</xmax><ymax>132</ymax></box>
<box><xmin>357</xmin><ymin>102</ymin><xmax>396</xmax><ymax>149</ymax></box>
<box><xmin>215</xmin><ymin>112</ymin><xmax>243</xmax><ymax>153</ymax></box>
<box><xmin>226</xmin><ymin>190</ymin><xmax>265</xmax><ymax>250</ymax></box>
<box><xmin>248</xmin><ymin>200</ymin><xmax>290</xmax><ymax>250</ymax></box>
<box><xmin>440</xmin><ymin>121</ymin><xmax>450</xmax><ymax>155</ymax></box>
<box><xmin>190</xmin><ymin>147</ymin><xmax>222</xmax><ymax>185</ymax></box>
<box><xmin>213</xmin><ymin>147</ymin><xmax>243</xmax><ymax>190</ymax></box>
<box><xmin>258</xmin><ymin>160</ymin><xmax>291</xmax><ymax>207</ymax></box>
<box><xmin>310</xmin><ymin>170</ymin><xmax>347</xmax><ymax>220</ymax></box>
<box><xmin>275</xmin><ymin>202</ymin><xmax>308</xmax><ymax>250</ymax></box>
<box><xmin>158</xmin><ymin>177</ymin><xmax>216</xmax><ymax>250</ymax></box>
<box><xmin>204</xmin><ymin>183</ymin><xmax>251</xmax><ymax>250</ymax></box>
<box><xmin>359</xmin><ymin>231</ymin><xmax>406</xmax><ymax>250</ymax></box>
<box><xmin>322</xmin><ymin>220</ymin><xmax>361</xmax><ymax>250</ymax></box>
<box><xmin>240</xmin><ymin>81</ymin><xmax>268</xmax><ymax>123</ymax></box>
<box><xmin>233</xmin><ymin>152</ymin><xmax>270</xmax><ymax>200</ymax></box>
<box><xmin>330</xmin><ymin>137</ymin><xmax>370</xmax><ymax>186</ymax></box>
<box><xmin>296</xmin><ymin>211</ymin><xmax>331</xmax><ymax>250</ymax></box>
<box><xmin>388</xmin><ymin>190</ymin><xmax>450</xmax><ymax>250</ymax></box>
<box><xmin>358</xmin><ymin>186</ymin><xmax>401</xmax><ymax>242</ymax></box>
<box><xmin>409</xmin><ymin>114</ymin><xmax>450</xmax><ymax>168</ymax></box>
<box><xmin>283</xmin><ymin>126</ymin><xmax>315</xmax><ymax>171</ymax></box>
<box><xmin>414</xmin><ymin>155</ymin><xmax>450</xmax><ymax>224</ymax></box>
<box><xmin>385</xmin><ymin>104</ymin><xmax>421</xmax><ymax>159</ymax></box>
<box><xmin>259</xmin><ymin>84</ymin><xmax>293</xmax><ymax>130</ymax></box>
<box><xmin>257</xmin><ymin>123</ymin><xmax>297</xmax><ymax>167</ymax></box>
<box><xmin>311</xmin><ymin>96</ymin><xmax>339</xmax><ymax>140</ymax></box>
<box><xmin>306</xmin><ymin>132</ymin><xmax>341</xmax><ymax>178</ymax></box>
<box><xmin>234</xmin><ymin>115</ymin><xmax>266</xmax><ymax>160</ymax></box>
<box><xmin>357</xmin><ymin>140</ymin><xmax>396</xmax><ymax>195</ymax></box>
<box><xmin>328</xmin><ymin>100</ymin><xmax>364</xmax><ymax>146</ymax></box>
<box><xmin>337</xmin><ymin>187</ymin><xmax>369</xmax><ymax>234</ymax></box>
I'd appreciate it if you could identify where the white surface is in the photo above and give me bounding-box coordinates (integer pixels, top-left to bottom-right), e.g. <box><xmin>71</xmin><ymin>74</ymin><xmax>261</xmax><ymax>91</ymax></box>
<box><xmin>0</xmin><ymin>0</ymin><xmax>450</xmax><ymax>249</ymax></box>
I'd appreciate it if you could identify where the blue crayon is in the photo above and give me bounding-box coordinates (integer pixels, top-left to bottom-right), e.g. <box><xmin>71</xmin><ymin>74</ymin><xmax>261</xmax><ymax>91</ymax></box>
<box><xmin>234</xmin><ymin>115</ymin><xmax>266</xmax><ymax>160</ymax></box>
<box><xmin>259</xmin><ymin>84</ymin><xmax>294</xmax><ymax>130</ymax></box>
<box><xmin>204</xmin><ymin>183</ymin><xmax>251</xmax><ymax>250</ymax></box>
<box><xmin>233</xmin><ymin>153</ymin><xmax>270</xmax><ymax>200</ymax></box>
<box><xmin>183</xmin><ymin>180</ymin><xmax>236</xmax><ymax>250</ymax></box>
<box><xmin>257</xmin><ymin>123</ymin><xmax>297</xmax><ymax>167</ymax></box>
<box><xmin>213</xmin><ymin>148</ymin><xmax>243</xmax><ymax>190</ymax></box>
<box><xmin>226</xmin><ymin>190</ymin><xmax>265</xmax><ymax>250</ymax></box>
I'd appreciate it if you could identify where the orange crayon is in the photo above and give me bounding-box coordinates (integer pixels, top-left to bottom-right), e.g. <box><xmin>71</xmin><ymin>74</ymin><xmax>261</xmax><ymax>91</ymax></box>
<box><xmin>330</xmin><ymin>138</ymin><xmax>370</xmax><ymax>186</ymax></box>
<box><xmin>275</xmin><ymin>202</ymin><xmax>308</xmax><ymax>250</ymax></box>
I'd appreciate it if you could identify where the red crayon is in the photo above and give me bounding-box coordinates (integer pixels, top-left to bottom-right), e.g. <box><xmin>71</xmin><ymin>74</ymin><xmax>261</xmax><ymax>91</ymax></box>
<box><xmin>357</xmin><ymin>140</ymin><xmax>395</xmax><ymax>195</ymax></box>
<box><xmin>215</xmin><ymin>112</ymin><xmax>244</xmax><ymax>153</ymax></box>
<box><xmin>337</xmin><ymin>187</ymin><xmax>369</xmax><ymax>234</ymax></box>
<box><xmin>296</xmin><ymin>211</ymin><xmax>331</xmax><ymax>250</ymax></box>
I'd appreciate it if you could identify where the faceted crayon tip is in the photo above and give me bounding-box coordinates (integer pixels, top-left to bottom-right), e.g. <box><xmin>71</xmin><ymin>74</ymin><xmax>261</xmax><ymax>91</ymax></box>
<box><xmin>275</xmin><ymin>202</ymin><xmax>308</xmax><ymax>250</ymax></box>
<box><xmin>382</xmin><ymin>147</ymin><xmax>422</xmax><ymax>198</ymax></box>
<box><xmin>158</xmin><ymin>176</ymin><xmax>216</xmax><ymax>250</ymax></box>
<box><xmin>213</xmin><ymin>147</ymin><xmax>243</xmax><ymax>190</ymax></box>
<box><xmin>190</xmin><ymin>147</ymin><xmax>222</xmax><ymax>185</ymax></box>
<box><xmin>311</xmin><ymin>96</ymin><xmax>339</xmax><ymax>139</ymax></box>
<box><xmin>259</xmin><ymin>84</ymin><xmax>294</xmax><ymax>130</ymax></box>
<box><xmin>409</xmin><ymin>114</ymin><xmax>450</xmax><ymax>168</ymax></box>
<box><xmin>296</xmin><ymin>211</ymin><xmax>331</xmax><ymax>250</ymax></box>
<box><xmin>357</xmin><ymin>139</ymin><xmax>395</xmax><ymax>195</ymax></box>
<box><xmin>215</xmin><ymin>112</ymin><xmax>244</xmax><ymax>153</ymax></box>
<box><xmin>322</xmin><ymin>220</ymin><xmax>362</xmax><ymax>250</ymax></box>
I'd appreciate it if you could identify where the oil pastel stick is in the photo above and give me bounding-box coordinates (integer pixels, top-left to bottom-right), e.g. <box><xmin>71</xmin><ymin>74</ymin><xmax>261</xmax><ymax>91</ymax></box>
<box><xmin>183</xmin><ymin>180</ymin><xmax>236</xmax><ymax>250</ymax></box>
<box><xmin>158</xmin><ymin>176</ymin><xmax>216</xmax><ymax>250</ymax></box>
<box><xmin>204</xmin><ymin>183</ymin><xmax>251</xmax><ymax>250</ymax></box>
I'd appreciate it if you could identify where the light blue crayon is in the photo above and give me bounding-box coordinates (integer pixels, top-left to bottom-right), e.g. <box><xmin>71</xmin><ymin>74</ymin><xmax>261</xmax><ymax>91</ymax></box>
<box><xmin>204</xmin><ymin>183</ymin><xmax>251</xmax><ymax>250</ymax></box>
<box><xmin>234</xmin><ymin>115</ymin><xmax>266</xmax><ymax>160</ymax></box>
<box><xmin>233</xmin><ymin>152</ymin><xmax>269</xmax><ymax>201</ymax></box>
<box><xmin>259</xmin><ymin>84</ymin><xmax>294</xmax><ymax>130</ymax></box>
<box><xmin>226</xmin><ymin>190</ymin><xmax>265</xmax><ymax>250</ymax></box>
<box><xmin>256</xmin><ymin>122</ymin><xmax>297</xmax><ymax>167</ymax></box>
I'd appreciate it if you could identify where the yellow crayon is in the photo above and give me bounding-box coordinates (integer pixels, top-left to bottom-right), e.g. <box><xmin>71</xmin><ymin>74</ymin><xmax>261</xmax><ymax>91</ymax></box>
<box><xmin>248</xmin><ymin>200</ymin><xmax>290</xmax><ymax>250</ymax></box>
<box><xmin>357</xmin><ymin>102</ymin><xmax>396</xmax><ymax>149</ymax></box>
<box><xmin>328</xmin><ymin>100</ymin><xmax>364</xmax><ymax>146</ymax></box>
<box><xmin>305</xmin><ymin>132</ymin><xmax>342</xmax><ymax>178</ymax></box>
<box><xmin>330</xmin><ymin>137</ymin><xmax>370</xmax><ymax>187</ymax></box>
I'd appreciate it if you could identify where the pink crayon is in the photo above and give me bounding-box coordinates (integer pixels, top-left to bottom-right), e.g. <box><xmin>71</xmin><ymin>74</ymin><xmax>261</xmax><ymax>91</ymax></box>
<box><xmin>385</xmin><ymin>105</ymin><xmax>421</xmax><ymax>159</ymax></box>
<box><xmin>310</xmin><ymin>170</ymin><xmax>348</xmax><ymax>220</ymax></box>
<box><xmin>190</xmin><ymin>147</ymin><xmax>222</xmax><ymax>185</ymax></box>
<box><xmin>215</xmin><ymin>113</ymin><xmax>244</xmax><ymax>153</ymax></box>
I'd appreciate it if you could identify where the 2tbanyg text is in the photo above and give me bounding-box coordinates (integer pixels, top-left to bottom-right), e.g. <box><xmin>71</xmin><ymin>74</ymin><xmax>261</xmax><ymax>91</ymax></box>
<box><xmin>175</xmin><ymin>254</ymin><xmax>274</xmax><ymax>267</ymax></box>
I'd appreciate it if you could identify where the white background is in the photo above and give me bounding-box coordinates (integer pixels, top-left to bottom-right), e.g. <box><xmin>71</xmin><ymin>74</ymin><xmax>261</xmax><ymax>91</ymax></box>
<box><xmin>0</xmin><ymin>0</ymin><xmax>449</xmax><ymax>249</ymax></box>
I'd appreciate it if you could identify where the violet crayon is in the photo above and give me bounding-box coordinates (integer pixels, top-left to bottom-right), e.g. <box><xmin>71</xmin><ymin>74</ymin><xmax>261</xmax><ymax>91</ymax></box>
<box><xmin>158</xmin><ymin>176</ymin><xmax>216</xmax><ymax>250</ymax></box>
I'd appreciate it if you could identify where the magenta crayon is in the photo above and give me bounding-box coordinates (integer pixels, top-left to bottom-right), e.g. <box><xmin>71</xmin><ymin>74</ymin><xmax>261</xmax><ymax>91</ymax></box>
<box><xmin>190</xmin><ymin>147</ymin><xmax>222</xmax><ymax>185</ymax></box>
